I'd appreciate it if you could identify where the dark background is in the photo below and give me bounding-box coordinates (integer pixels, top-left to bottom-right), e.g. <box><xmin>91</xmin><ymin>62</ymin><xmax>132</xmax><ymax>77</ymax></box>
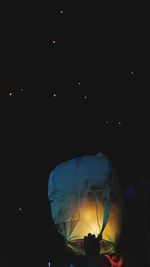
<box><xmin>0</xmin><ymin>3</ymin><xmax>150</xmax><ymax>267</ymax></box>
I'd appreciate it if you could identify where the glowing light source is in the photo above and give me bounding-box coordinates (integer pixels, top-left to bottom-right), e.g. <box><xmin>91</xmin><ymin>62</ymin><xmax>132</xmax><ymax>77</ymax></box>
<box><xmin>9</xmin><ymin>92</ymin><xmax>12</xmax><ymax>96</ymax></box>
<box><xmin>131</xmin><ymin>71</ymin><xmax>133</xmax><ymax>75</ymax></box>
<box><xmin>48</xmin><ymin>262</ymin><xmax>51</xmax><ymax>267</ymax></box>
<box><xmin>53</xmin><ymin>93</ymin><xmax>57</xmax><ymax>97</ymax></box>
<box><xmin>84</xmin><ymin>95</ymin><xmax>87</xmax><ymax>99</ymax></box>
<box><xmin>19</xmin><ymin>208</ymin><xmax>22</xmax><ymax>211</ymax></box>
<box><xmin>60</xmin><ymin>10</ymin><xmax>63</xmax><ymax>14</ymax></box>
<box><xmin>118</xmin><ymin>121</ymin><xmax>122</xmax><ymax>125</ymax></box>
<box><xmin>52</xmin><ymin>40</ymin><xmax>56</xmax><ymax>44</ymax></box>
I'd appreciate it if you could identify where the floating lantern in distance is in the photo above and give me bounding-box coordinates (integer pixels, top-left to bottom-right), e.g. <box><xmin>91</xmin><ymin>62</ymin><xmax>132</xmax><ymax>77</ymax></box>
<box><xmin>48</xmin><ymin>153</ymin><xmax>123</xmax><ymax>255</ymax></box>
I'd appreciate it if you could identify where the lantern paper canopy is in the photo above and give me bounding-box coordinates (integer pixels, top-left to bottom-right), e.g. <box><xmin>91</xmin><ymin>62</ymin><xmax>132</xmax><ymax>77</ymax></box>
<box><xmin>48</xmin><ymin>153</ymin><xmax>123</xmax><ymax>255</ymax></box>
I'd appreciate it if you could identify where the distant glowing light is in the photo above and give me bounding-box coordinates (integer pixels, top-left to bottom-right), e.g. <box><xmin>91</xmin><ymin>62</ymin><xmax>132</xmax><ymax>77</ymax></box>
<box><xmin>53</xmin><ymin>93</ymin><xmax>57</xmax><ymax>97</ymax></box>
<box><xmin>78</xmin><ymin>82</ymin><xmax>81</xmax><ymax>85</ymax></box>
<box><xmin>60</xmin><ymin>10</ymin><xmax>63</xmax><ymax>14</ymax></box>
<box><xmin>9</xmin><ymin>92</ymin><xmax>12</xmax><ymax>96</ymax></box>
<box><xmin>84</xmin><ymin>95</ymin><xmax>87</xmax><ymax>99</ymax></box>
<box><xmin>48</xmin><ymin>262</ymin><xmax>51</xmax><ymax>267</ymax></box>
<box><xmin>118</xmin><ymin>121</ymin><xmax>122</xmax><ymax>125</ymax></box>
<box><xmin>20</xmin><ymin>88</ymin><xmax>23</xmax><ymax>91</ymax></box>
<box><xmin>52</xmin><ymin>40</ymin><xmax>56</xmax><ymax>44</ymax></box>
<box><xmin>106</xmin><ymin>121</ymin><xmax>109</xmax><ymax>124</ymax></box>
<box><xmin>19</xmin><ymin>208</ymin><xmax>22</xmax><ymax>211</ymax></box>
<box><xmin>131</xmin><ymin>71</ymin><xmax>134</xmax><ymax>75</ymax></box>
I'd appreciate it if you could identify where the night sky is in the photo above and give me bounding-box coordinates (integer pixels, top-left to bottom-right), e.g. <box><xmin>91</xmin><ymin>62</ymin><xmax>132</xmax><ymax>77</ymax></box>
<box><xmin>1</xmin><ymin>3</ymin><xmax>150</xmax><ymax>267</ymax></box>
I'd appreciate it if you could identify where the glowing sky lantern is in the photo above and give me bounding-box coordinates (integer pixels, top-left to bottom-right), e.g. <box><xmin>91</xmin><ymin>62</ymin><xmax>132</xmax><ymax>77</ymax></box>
<box><xmin>48</xmin><ymin>153</ymin><xmax>123</xmax><ymax>255</ymax></box>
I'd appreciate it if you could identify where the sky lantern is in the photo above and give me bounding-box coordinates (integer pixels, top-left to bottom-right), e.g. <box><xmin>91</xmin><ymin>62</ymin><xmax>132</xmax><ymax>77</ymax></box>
<box><xmin>48</xmin><ymin>153</ymin><xmax>123</xmax><ymax>255</ymax></box>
